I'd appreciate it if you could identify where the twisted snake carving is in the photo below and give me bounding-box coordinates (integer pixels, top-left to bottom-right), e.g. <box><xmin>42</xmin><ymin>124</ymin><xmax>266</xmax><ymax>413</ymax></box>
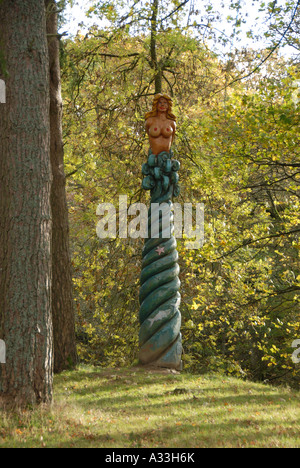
<box><xmin>139</xmin><ymin>149</ymin><xmax>182</xmax><ymax>370</ymax></box>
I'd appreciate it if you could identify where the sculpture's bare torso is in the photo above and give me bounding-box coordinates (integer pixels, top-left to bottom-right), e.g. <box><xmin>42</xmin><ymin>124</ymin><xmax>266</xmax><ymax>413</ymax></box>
<box><xmin>145</xmin><ymin>97</ymin><xmax>176</xmax><ymax>155</ymax></box>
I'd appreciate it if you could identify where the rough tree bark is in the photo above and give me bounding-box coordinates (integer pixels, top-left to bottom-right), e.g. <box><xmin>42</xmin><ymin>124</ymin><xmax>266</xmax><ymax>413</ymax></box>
<box><xmin>0</xmin><ymin>0</ymin><xmax>53</xmax><ymax>405</ymax></box>
<box><xmin>45</xmin><ymin>0</ymin><xmax>77</xmax><ymax>373</ymax></box>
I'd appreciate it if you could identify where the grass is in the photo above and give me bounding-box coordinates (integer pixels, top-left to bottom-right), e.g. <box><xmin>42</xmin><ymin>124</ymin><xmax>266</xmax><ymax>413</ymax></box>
<box><xmin>0</xmin><ymin>365</ymin><xmax>299</xmax><ymax>448</ymax></box>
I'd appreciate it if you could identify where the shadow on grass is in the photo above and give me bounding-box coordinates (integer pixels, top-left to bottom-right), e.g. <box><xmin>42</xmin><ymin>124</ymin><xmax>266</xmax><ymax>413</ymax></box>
<box><xmin>1</xmin><ymin>367</ymin><xmax>298</xmax><ymax>448</ymax></box>
<box><xmin>50</xmin><ymin>366</ymin><xmax>300</xmax><ymax>448</ymax></box>
<box><xmin>55</xmin><ymin>367</ymin><xmax>297</xmax><ymax>411</ymax></box>
<box><xmin>45</xmin><ymin>416</ymin><xmax>298</xmax><ymax>448</ymax></box>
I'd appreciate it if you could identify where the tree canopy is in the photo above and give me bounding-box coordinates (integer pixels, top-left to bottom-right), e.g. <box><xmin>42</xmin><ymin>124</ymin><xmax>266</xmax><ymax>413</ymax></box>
<box><xmin>59</xmin><ymin>0</ymin><xmax>300</xmax><ymax>387</ymax></box>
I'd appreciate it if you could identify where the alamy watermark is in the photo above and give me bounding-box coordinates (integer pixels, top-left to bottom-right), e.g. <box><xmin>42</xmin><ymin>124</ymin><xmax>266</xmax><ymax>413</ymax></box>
<box><xmin>0</xmin><ymin>339</ymin><xmax>6</xmax><ymax>364</ymax></box>
<box><xmin>291</xmin><ymin>79</ymin><xmax>300</xmax><ymax>106</ymax></box>
<box><xmin>0</xmin><ymin>79</ymin><xmax>6</xmax><ymax>104</ymax></box>
<box><xmin>96</xmin><ymin>195</ymin><xmax>204</xmax><ymax>250</ymax></box>
<box><xmin>292</xmin><ymin>339</ymin><xmax>300</xmax><ymax>364</ymax></box>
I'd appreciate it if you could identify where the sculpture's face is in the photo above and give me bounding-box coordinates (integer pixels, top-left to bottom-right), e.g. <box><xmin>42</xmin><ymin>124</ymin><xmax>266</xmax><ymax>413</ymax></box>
<box><xmin>157</xmin><ymin>97</ymin><xmax>169</xmax><ymax>113</ymax></box>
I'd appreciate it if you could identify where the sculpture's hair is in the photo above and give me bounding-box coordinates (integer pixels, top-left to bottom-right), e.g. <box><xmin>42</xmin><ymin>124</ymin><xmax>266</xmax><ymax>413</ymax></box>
<box><xmin>145</xmin><ymin>93</ymin><xmax>176</xmax><ymax>121</ymax></box>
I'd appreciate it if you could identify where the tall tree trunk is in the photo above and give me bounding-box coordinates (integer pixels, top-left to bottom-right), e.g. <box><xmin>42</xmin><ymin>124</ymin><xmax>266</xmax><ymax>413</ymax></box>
<box><xmin>150</xmin><ymin>0</ymin><xmax>162</xmax><ymax>94</ymax></box>
<box><xmin>0</xmin><ymin>0</ymin><xmax>53</xmax><ymax>405</ymax></box>
<box><xmin>45</xmin><ymin>0</ymin><xmax>77</xmax><ymax>373</ymax></box>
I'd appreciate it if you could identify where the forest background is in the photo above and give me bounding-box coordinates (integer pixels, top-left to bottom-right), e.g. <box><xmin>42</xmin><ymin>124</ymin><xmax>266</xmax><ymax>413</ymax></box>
<box><xmin>57</xmin><ymin>0</ymin><xmax>300</xmax><ymax>388</ymax></box>
<box><xmin>1</xmin><ymin>0</ymin><xmax>299</xmax><ymax>408</ymax></box>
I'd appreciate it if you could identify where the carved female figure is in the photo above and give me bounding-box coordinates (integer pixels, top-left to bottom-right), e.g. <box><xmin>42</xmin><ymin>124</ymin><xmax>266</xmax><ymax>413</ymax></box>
<box><xmin>145</xmin><ymin>94</ymin><xmax>176</xmax><ymax>156</ymax></box>
<box><xmin>139</xmin><ymin>94</ymin><xmax>182</xmax><ymax>370</ymax></box>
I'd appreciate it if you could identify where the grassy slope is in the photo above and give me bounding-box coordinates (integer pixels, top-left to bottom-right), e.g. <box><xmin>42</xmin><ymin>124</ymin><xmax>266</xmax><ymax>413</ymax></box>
<box><xmin>0</xmin><ymin>365</ymin><xmax>299</xmax><ymax>448</ymax></box>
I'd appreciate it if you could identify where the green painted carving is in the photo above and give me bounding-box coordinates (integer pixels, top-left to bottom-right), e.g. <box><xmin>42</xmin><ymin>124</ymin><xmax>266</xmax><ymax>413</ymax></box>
<box><xmin>139</xmin><ymin>148</ymin><xmax>182</xmax><ymax>370</ymax></box>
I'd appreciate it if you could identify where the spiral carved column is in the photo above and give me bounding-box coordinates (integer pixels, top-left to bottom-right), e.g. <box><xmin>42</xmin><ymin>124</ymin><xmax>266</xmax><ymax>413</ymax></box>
<box><xmin>139</xmin><ymin>149</ymin><xmax>182</xmax><ymax>370</ymax></box>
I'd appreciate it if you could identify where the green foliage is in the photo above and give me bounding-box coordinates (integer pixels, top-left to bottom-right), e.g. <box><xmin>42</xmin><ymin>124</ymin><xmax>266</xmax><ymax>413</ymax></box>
<box><xmin>176</xmin><ymin>57</ymin><xmax>300</xmax><ymax>386</ymax></box>
<box><xmin>61</xmin><ymin>3</ymin><xmax>299</xmax><ymax>387</ymax></box>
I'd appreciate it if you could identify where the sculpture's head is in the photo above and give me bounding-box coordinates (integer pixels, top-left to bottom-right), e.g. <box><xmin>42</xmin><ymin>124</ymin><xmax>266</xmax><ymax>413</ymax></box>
<box><xmin>145</xmin><ymin>93</ymin><xmax>176</xmax><ymax>121</ymax></box>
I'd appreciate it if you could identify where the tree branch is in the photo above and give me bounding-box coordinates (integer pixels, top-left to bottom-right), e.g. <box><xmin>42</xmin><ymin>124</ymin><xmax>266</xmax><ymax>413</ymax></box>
<box><xmin>218</xmin><ymin>228</ymin><xmax>300</xmax><ymax>259</ymax></box>
<box><xmin>214</xmin><ymin>0</ymin><xmax>300</xmax><ymax>94</ymax></box>
<box><xmin>160</xmin><ymin>0</ymin><xmax>190</xmax><ymax>23</ymax></box>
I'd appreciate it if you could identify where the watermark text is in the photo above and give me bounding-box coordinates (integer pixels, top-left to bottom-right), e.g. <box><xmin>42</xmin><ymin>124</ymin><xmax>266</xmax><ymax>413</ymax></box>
<box><xmin>292</xmin><ymin>339</ymin><xmax>300</xmax><ymax>364</ymax></box>
<box><xmin>96</xmin><ymin>196</ymin><xmax>204</xmax><ymax>250</ymax></box>
<box><xmin>0</xmin><ymin>79</ymin><xmax>6</xmax><ymax>103</ymax></box>
<box><xmin>0</xmin><ymin>339</ymin><xmax>6</xmax><ymax>364</ymax></box>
